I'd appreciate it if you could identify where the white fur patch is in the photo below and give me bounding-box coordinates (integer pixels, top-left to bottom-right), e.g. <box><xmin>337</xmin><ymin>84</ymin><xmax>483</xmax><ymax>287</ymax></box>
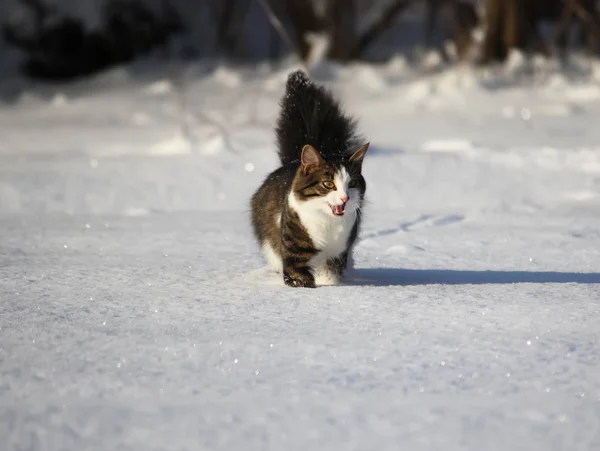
<box><xmin>333</xmin><ymin>168</ymin><xmax>350</xmax><ymax>202</ymax></box>
<box><xmin>261</xmin><ymin>214</ymin><xmax>283</xmax><ymax>272</ymax></box>
<box><xmin>261</xmin><ymin>240</ymin><xmax>282</xmax><ymax>273</ymax></box>
<box><xmin>313</xmin><ymin>268</ymin><xmax>340</xmax><ymax>286</ymax></box>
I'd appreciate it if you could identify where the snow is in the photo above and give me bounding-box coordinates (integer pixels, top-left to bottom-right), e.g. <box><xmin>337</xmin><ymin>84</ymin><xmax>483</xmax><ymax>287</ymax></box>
<box><xmin>1</xmin><ymin>59</ymin><xmax>600</xmax><ymax>450</ymax></box>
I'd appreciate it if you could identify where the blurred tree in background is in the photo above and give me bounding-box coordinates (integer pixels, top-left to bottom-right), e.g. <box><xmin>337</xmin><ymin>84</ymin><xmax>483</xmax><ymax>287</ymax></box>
<box><xmin>1</xmin><ymin>0</ymin><xmax>599</xmax><ymax>81</ymax></box>
<box><xmin>481</xmin><ymin>0</ymin><xmax>600</xmax><ymax>63</ymax></box>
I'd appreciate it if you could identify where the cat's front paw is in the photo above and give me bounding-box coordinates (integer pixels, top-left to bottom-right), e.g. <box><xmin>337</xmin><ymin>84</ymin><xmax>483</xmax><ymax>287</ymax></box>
<box><xmin>284</xmin><ymin>273</ymin><xmax>316</xmax><ymax>288</ymax></box>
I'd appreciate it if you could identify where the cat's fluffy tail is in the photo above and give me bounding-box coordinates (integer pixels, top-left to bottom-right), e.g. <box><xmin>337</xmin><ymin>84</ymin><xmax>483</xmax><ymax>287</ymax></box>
<box><xmin>276</xmin><ymin>70</ymin><xmax>360</xmax><ymax>166</ymax></box>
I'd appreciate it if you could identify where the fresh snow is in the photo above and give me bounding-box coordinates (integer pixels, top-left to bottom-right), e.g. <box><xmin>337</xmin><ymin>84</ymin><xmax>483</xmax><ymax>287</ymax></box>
<box><xmin>1</xmin><ymin>58</ymin><xmax>600</xmax><ymax>450</ymax></box>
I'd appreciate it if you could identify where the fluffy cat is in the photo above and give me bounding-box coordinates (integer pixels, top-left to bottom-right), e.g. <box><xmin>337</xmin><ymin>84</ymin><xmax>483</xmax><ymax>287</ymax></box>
<box><xmin>251</xmin><ymin>70</ymin><xmax>369</xmax><ymax>288</ymax></box>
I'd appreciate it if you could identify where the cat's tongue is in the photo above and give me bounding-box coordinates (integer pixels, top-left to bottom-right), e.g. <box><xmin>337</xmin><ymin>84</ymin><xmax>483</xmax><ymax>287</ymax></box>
<box><xmin>332</xmin><ymin>204</ymin><xmax>345</xmax><ymax>216</ymax></box>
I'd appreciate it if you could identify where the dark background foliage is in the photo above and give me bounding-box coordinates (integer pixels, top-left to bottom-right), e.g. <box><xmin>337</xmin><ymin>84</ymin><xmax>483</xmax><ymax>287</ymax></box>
<box><xmin>1</xmin><ymin>0</ymin><xmax>599</xmax><ymax>81</ymax></box>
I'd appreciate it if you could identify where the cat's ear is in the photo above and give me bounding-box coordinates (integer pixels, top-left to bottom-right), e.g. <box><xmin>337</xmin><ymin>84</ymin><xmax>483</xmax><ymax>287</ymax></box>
<box><xmin>301</xmin><ymin>145</ymin><xmax>325</xmax><ymax>172</ymax></box>
<box><xmin>348</xmin><ymin>142</ymin><xmax>370</xmax><ymax>169</ymax></box>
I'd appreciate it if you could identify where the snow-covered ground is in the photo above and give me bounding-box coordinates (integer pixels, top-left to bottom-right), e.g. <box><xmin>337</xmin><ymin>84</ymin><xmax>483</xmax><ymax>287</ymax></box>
<box><xmin>1</xmin><ymin>58</ymin><xmax>600</xmax><ymax>450</ymax></box>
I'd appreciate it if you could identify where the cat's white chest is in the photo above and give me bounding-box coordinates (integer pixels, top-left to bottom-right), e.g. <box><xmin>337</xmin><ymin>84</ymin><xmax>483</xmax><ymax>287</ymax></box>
<box><xmin>288</xmin><ymin>192</ymin><xmax>355</xmax><ymax>261</ymax></box>
<box><xmin>304</xmin><ymin>210</ymin><xmax>354</xmax><ymax>257</ymax></box>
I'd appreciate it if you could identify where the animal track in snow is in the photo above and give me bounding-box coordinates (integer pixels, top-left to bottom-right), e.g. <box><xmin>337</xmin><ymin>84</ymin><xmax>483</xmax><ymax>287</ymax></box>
<box><xmin>361</xmin><ymin>214</ymin><xmax>465</xmax><ymax>241</ymax></box>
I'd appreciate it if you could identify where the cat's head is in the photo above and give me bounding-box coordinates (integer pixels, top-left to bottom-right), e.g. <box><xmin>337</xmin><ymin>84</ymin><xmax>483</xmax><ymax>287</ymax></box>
<box><xmin>291</xmin><ymin>143</ymin><xmax>369</xmax><ymax>217</ymax></box>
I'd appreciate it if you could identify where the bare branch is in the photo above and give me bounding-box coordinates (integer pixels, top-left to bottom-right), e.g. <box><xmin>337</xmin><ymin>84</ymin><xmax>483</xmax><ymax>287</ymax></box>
<box><xmin>352</xmin><ymin>0</ymin><xmax>414</xmax><ymax>59</ymax></box>
<box><xmin>569</xmin><ymin>0</ymin><xmax>600</xmax><ymax>32</ymax></box>
<box><xmin>551</xmin><ymin>0</ymin><xmax>600</xmax><ymax>57</ymax></box>
<box><xmin>256</xmin><ymin>0</ymin><xmax>302</xmax><ymax>60</ymax></box>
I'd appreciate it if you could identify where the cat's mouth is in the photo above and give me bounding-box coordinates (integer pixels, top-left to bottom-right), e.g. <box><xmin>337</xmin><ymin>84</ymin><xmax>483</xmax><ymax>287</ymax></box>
<box><xmin>329</xmin><ymin>203</ymin><xmax>346</xmax><ymax>216</ymax></box>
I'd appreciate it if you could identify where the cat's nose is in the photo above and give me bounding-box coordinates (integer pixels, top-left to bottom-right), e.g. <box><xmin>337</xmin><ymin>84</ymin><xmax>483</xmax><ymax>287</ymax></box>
<box><xmin>340</xmin><ymin>195</ymin><xmax>349</xmax><ymax>204</ymax></box>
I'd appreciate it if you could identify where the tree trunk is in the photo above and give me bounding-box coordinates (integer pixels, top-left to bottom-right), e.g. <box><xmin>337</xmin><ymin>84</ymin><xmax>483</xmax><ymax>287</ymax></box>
<box><xmin>503</xmin><ymin>0</ymin><xmax>529</xmax><ymax>51</ymax></box>
<box><xmin>481</xmin><ymin>0</ymin><xmax>507</xmax><ymax>63</ymax></box>
<box><xmin>481</xmin><ymin>0</ymin><xmax>531</xmax><ymax>63</ymax></box>
<box><xmin>326</xmin><ymin>0</ymin><xmax>357</xmax><ymax>61</ymax></box>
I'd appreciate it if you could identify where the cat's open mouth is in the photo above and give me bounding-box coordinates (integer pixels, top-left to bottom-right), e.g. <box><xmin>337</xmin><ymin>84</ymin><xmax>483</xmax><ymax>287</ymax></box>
<box><xmin>329</xmin><ymin>203</ymin><xmax>346</xmax><ymax>216</ymax></box>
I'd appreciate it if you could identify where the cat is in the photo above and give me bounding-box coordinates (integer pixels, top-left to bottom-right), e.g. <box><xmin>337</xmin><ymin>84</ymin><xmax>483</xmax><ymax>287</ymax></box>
<box><xmin>250</xmin><ymin>70</ymin><xmax>369</xmax><ymax>288</ymax></box>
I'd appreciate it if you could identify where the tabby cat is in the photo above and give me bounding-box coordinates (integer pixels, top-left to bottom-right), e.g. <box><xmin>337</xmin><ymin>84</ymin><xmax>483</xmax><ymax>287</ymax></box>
<box><xmin>251</xmin><ymin>70</ymin><xmax>369</xmax><ymax>288</ymax></box>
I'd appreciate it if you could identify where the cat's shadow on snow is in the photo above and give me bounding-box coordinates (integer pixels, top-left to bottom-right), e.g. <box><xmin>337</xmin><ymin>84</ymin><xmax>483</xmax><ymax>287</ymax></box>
<box><xmin>349</xmin><ymin>268</ymin><xmax>600</xmax><ymax>286</ymax></box>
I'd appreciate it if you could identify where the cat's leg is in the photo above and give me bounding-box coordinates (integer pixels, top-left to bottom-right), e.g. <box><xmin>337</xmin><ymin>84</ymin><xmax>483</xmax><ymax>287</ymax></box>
<box><xmin>282</xmin><ymin>254</ymin><xmax>316</xmax><ymax>288</ymax></box>
<box><xmin>312</xmin><ymin>254</ymin><xmax>342</xmax><ymax>286</ymax></box>
<box><xmin>325</xmin><ymin>251</ymin><xmax>349</xmax><ymax>284</ymax></box>
<box><xmin>280</xmin><ymin>210</ymin><xmax>317</xmax><ymax>288</ymax></box>
<box><xmin>261</xmin><ymin>240</ymin><xmax>283</xmax><ymax>273</ymax></box>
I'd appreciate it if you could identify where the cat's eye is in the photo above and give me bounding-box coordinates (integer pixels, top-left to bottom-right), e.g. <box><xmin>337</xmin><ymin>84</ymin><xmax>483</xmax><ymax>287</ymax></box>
<box><xmin>348</xmin><ymin>180</ymin><xmax>357</xmax><ymax>188</ymax></box>
<box><xmin>323</xmin><ymin>181</ymin><xmax>335</xmax><ymax>189</ymax></box>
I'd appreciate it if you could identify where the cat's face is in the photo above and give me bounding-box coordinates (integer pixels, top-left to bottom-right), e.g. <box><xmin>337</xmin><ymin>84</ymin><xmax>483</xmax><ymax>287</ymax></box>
<box><xmin>292</xmin><ymin>144</ymin><xmax>369</xmax><ymax>217</ymax></box>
